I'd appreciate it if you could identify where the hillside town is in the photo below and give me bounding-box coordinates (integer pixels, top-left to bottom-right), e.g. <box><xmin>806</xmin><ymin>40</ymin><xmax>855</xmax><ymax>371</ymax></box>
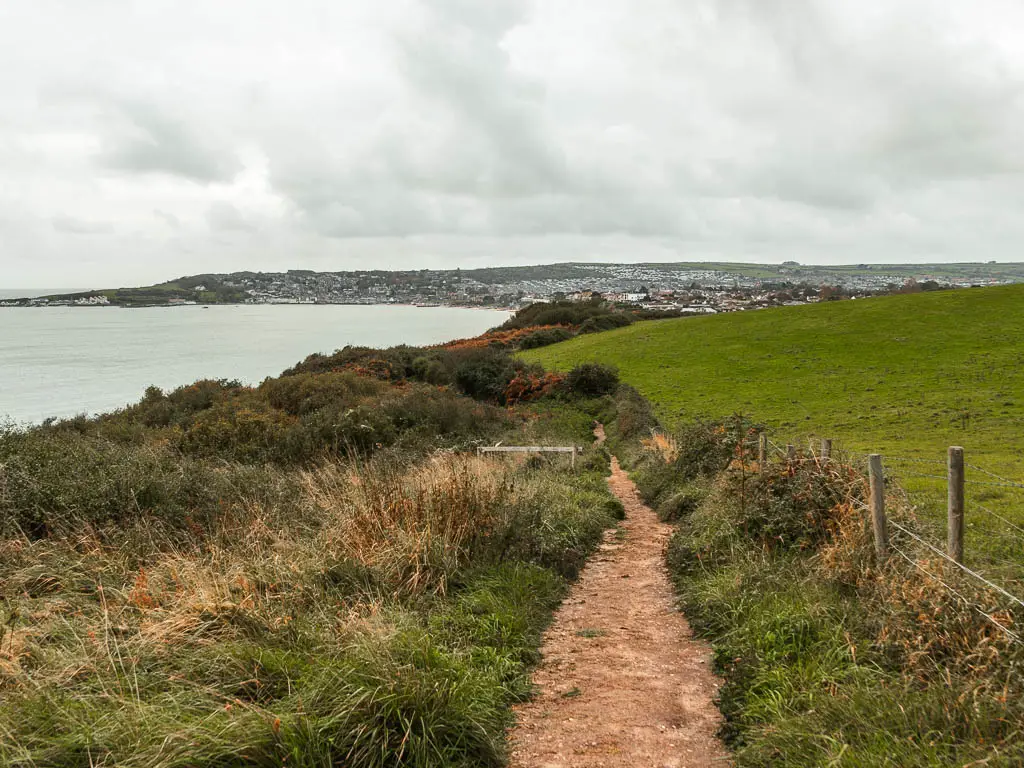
<box><xmin>3</xmin><ymin>261</ymin><xmax>1021</xmax><ymax>312</ymax></box>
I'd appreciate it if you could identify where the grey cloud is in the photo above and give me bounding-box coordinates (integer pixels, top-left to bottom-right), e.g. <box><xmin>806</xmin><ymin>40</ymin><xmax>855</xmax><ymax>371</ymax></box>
<box><xmin>100</xmin><ymin>101</ymin><xmax>241</xmax><ymax>184</ymax></box>
<box><xmin>270</xmin><ymin>0</ymin><xmax>571</xmax><ymax>237</ymax></box>
<box><xmin>207</xmin><ymin>202</ymin><xmax>257</xmax><ymax>232</ymax></box>
<box><xmin>5</xmin><ymin>0</ymin><xmax>1024</xmax><ymax>287</ymax></box>
<box><xmin>51</xmin><ymin>214</ymin><xmax>114</xmax><ymax>234</ymax></box>
<box><xmin>154</xmin><ymin>209</ymin><xmax>182</xmax><ymax>229</ymax></box>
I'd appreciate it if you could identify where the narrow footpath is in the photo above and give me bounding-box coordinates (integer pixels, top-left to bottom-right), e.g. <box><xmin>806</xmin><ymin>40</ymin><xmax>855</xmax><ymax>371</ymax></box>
<box><xmin>509</xmin><ymin>439</ymin><xmax>729</xmax><ymax>768</ymax></box>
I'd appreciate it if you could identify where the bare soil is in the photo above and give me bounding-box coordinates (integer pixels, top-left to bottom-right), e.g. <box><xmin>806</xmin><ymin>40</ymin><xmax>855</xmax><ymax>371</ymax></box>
<box><xmin>509</xmin><ymin>446</ymin><xmax>729</xmax><ymax>768</ymax></box>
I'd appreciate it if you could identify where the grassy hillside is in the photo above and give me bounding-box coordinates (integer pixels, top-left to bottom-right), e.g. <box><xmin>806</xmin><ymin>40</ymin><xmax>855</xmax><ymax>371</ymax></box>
<box><xmin>524</xmin><ymin>285</ymin><xmax>1024</xmax><ymax>460</ymax></box>
<box><xmin>523</xmin><ymin>285</ymin><xmax>1024</xmax><ymax>548</ymax></box>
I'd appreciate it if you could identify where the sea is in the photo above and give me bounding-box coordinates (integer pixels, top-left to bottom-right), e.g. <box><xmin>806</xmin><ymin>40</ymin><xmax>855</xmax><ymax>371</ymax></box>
<box><xmin>0</xmin><ymin>298</ymin><xmax>510</xmax><ymax>425</ymax></box>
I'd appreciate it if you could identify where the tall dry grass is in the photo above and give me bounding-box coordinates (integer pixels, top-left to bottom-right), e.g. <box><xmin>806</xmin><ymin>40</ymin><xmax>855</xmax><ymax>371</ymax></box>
<box><xmin>304</xmin><ymin>455</ymin><xmax>511</xmax><ymax>596</ymax></box>
<box><xmin>0</xmin><ymin>440</ymin><xmax>618</xmax><ymax>767</ymax></box>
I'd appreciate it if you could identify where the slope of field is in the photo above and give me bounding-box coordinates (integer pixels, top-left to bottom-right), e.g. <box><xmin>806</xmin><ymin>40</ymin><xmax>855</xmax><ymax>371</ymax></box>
<box><xmin>523</xmin><ymin>285</ymin><xmax>1024</xmax><ymax>534</ymax></box>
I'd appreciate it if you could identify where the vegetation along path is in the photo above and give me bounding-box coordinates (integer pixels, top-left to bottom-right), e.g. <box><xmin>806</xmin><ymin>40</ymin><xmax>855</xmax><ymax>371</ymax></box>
<box><xmin>510</xmin><ymin>445</ymin><xmax>729</xmax><ymax>767</ymax></box>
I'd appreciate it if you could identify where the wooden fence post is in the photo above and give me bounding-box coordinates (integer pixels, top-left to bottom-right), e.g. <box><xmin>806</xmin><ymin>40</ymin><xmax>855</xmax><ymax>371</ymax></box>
<box><xmin>820</xmin><ymin>438</ymin><xmax>832</xmax><ymax>463</ymax></box>
<box><xmin>868</xmin><ymin>454</ymin><xmax>888</xmax><ymax>562</ymax></box>
<box><xmin>758</xmin><ymin>433</ymin><xmax>767</xmax><ymax>469</ymax></box>
<box><xmin>948</xmin><ymin>446</ymin><xmax>965</xmax><ymax>564</ymax></box>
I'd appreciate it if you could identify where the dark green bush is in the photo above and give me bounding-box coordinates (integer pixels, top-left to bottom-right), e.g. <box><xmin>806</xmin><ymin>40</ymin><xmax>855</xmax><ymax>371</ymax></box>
<box><xmin>411</xmin><ymin>355</ymin><xmax>451</xmax><ymax>385</ymax></box>
<box><xmin>578</xmin><ymin>313</ymin><xmax>633</xmax><ymax>334</ymax></box>
<box><xmin>261</xmin><ymin>371</ymin><xmax>386</xmax><ymax>415</ymax></box>
<box><xmin>500</xmin><ymin>300</ymin><xmax>631</xmax><ymax>331</ymax></box>
<box><xmin>563</xmin><ymin>363</ymin><xmax>619</xmax><ymax>398</ymax></box>
<box><xmin>517</xmin><ymin>327</ymin><xmax>574</xmax><ymax>349</ymax></box>
<box><xmin>452</xmin><ymin>350</ymin><xmax>517</xmax><ymax>402</ymax></box>
<box><xmin>608</xmin><ymin>384</ymin><xmax>658</xmax><ymax>444</ymax></box>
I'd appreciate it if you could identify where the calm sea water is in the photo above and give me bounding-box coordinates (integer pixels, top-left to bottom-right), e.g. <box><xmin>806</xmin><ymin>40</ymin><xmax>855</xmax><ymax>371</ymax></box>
<box><xmin>0</xmin><ymin>305</ymin><xmax>509</xmax><ymax>425</ymax></box>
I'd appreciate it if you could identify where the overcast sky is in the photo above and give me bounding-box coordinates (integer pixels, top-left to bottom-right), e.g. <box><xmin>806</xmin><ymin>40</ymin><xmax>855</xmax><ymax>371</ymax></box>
<box><xmin>3</xmin><ymin>1</ymin><xmax>1024</xmax><ymax>287</ymax></box>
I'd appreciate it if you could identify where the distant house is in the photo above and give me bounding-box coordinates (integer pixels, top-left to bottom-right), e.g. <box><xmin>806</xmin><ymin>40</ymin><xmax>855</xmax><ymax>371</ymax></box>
<box><xmin>566</xmin><ymin>290</ymin><xmax>598</xmax><ymax>302</ymax></box>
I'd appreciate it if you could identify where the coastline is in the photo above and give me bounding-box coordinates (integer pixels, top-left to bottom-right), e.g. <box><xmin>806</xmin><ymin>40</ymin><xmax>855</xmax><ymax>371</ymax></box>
<box><xmin>0</xmin><ymin>299</ymin><xmax>519</xmax><ymax>311</ymax></box>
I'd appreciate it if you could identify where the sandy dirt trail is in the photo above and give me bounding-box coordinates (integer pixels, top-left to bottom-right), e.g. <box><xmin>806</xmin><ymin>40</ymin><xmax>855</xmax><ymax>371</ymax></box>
<box><xmin>509</xmin><ymin>438</ymin><xmax>729</xmax><ymax>768</ymax></box>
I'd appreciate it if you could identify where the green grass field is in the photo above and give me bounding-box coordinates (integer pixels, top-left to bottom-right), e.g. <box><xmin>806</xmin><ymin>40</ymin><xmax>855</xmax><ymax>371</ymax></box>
<box><xmin>524</xmin><ymin>285</ymin><xmax>1024</xmax><ymax>569</ymax></box>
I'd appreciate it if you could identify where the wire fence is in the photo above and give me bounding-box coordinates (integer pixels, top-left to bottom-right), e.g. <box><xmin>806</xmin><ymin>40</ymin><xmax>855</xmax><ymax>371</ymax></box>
<box><xmin>753</xmin><ymin>433</ymin><xmax>1024</xmax><ymax>647</ymax></box>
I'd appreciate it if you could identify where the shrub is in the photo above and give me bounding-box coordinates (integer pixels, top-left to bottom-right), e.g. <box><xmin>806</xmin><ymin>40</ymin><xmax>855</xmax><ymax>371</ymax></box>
<box><xmin>411</xmin><ymin>355</ymin><xmax>451</xmax><ymax>385</ymax></box>
<box><xmin>175</xmin><ymin>398</ymin><xmax>296</xmax><ymax>463</ymax></box>
<box><xmin>260</xmin><ymin>371</ymin><xmax>386</xmax><ymax>415</ymax></box>
<box><xmin>656</xmin><ymin>486</ymin><xmax>705</xmax><ymax>523</ymax></box>
<box><xmin>517</xmin><ymin>327</ymin><xmax>573</xmax><ymax>349</ymax></box>
<box><xmin>499</xmin><ymin>300</ymin><xmax>632</xmax><ymax>332</ymax></box>
<box><xmin>608</xmin><ymin>385</ymin><xmax>658</xmax><ymax>445</ymax></box>
<box><xmin>578</xmin><ymin>313</ymin><xmax>633</xmax><ymax>334</ymax></box>
<box><xmin>452</xmin><ymin>350</ymin><xmax>517</xmax><ymax>403</ymax></box>
<box><xmin>563</xmin><ymin>363</ymin><xmax>619</xmax><ymax>398</ymax></box>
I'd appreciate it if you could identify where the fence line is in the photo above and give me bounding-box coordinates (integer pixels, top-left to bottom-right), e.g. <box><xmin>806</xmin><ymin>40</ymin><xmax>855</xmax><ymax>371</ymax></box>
<box><xmin>890</xmin><ymin>471</ymin><xmax>949</xmax><ymax>482</ymax></box>
<box><xmin>882</xmin><ymin>456</ymin><xmax>948</xmax><ymax>466</ymax></box>
<box><xmin>749</xmin><ymin>432</ymin><xmax>1024</xmax><ymax>642</ymax></box>
<box><xmin>889</xmin><ymin>544</ymin><xmax>1023</xmax><ymax>646</ymax></box>
<box><xmin>965</xmin><ymin>463</ymin><xmax>1024</xmax><ymax>489</ymax></box>
<box><xmin>889</xmin><ymin>521</ymin><xmax>1024</xmax><ymax>609</ymax></box>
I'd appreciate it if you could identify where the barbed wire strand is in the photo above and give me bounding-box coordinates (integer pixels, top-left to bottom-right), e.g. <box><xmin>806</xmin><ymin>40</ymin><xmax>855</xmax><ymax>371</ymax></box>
<box><xmin>967</xmin><ymin>478</ymin><xmax>1024</xmax><ymax>491</ymax></box>
<box><xmin>974</xmin><ymin>503</ymin><xmax>1024</xmax><ymax>537</ymax></box>
<box><xmin>891</xmin><ymin>472</ymin><xmax>948</xmax><ymax>482</ymax></box>
<box><xmin>966</xmin><ymin>463</ymin><xmax>1024</xmax><ymax>490</ymax></box>
<box><xmin>889</xmin><ymin>521</ymin><xmax>1024</xmax><ymax>609</ymax></box>
<box><xmin>889</xmin><ymin>544</ymin><xmax>1023</xmax><ymax>646</ymax></box>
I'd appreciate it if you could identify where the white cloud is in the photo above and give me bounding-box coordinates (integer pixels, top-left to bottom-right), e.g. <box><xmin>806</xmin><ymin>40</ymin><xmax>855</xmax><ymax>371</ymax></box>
<box><xmin>3</xmin><ymin>0</ymin><xmax>1024</xmax><ymax>286</ymax></box>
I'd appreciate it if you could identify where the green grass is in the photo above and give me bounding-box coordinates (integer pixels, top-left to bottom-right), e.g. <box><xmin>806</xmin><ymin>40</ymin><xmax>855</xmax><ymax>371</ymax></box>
<box><xmin>601</xmin><ymin>355</ymin><xmax>1024</xmax><ymax>766</ymax></box>
<box><xmin>524</xmin><ymin>285</ymin><xmax>1024</xmax><ymax>559</ymax></box>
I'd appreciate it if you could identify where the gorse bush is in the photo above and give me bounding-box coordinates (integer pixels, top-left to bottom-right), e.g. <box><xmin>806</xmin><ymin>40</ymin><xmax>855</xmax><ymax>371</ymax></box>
<box><xmin>517</xmin><ymin>326</ymin><xmax>574</xmax><ymax>349</ymax></box>
<box><xmin>605</xmin><ymin>384</ymin><xmax>658</xmax><ymax>449</ymax></box>
<box><xmin>498</xmin><ymin>299</ymin><xmax>632</xmax><ymax>331</ymax></box>
<box><xmin>261</xmin><ymin>370</ymin><xmax>388</xmax><ymax>415</ymax></box>
<box><xmin>577</xmin><ymin>312</ymin><xmax>633</xmax><ymax>334</ymax></box>
<box><xmin>36</xmin><ymin>374</ymin><xmax>510</xmax><ymax>468</ymax></box>
<box><xmin>452</xmin><ymin>349</ymin><xmax>518</xmax><ymax>403</ymax></box>
<box><xmin>0</xmin><ymin>428</ymin><xmax>297</xmax><ymax>540</ymax></box>
<box><xmin>562</xmin><ymin>363</ymin><xmax>619</xmax><ymax>398</ymax></box>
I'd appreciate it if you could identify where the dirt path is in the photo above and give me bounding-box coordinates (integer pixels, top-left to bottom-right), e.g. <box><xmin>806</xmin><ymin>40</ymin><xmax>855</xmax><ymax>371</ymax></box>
<box><xmin>509</xmin><ymin>443</ymin><xmax>729</xmax><ymax>768</ymax></box>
